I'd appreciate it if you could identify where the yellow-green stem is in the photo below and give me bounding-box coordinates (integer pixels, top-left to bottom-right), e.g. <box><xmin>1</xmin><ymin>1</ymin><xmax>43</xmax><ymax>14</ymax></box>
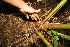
<box><xmin>55</xmin><ymin>33</ymin><xmax>70</xmax><ymax>40</ymax></box>
<box><xmin>34</xmin><ymin>31</ymin><xmax>53</xmax><ymax>47</ymax></box>
<box><xmin>47</xmin><ymin>24</ymin><xmax>70</xmax><ymax>29</ymax></box>
<box><xmin>41</xmin><ymin>0</ymin><xmax>67</xmax><ymax>24</ymax></box>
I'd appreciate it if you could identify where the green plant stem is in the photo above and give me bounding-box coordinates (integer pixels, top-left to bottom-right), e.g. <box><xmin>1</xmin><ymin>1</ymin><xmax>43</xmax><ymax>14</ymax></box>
<box><xmin>51</xmin><ymin>30</ymin><xmax>70</xmax><ymax>40</ymax></box>
<box><xmin>56</xmin><ymin>33</ymin><xmax>70</xmax><ymax>40</ymax></box>
<box><xmin>34</xmin><ymin>31</ymin><xmax>53</xmax><ymax>47</ymax></box>
<box><xmin>54</xmin><ymin>33</ymin><xmax>70</xmax><ymax>40</ymax></box>
<box><xmin>41</xmin><ymin>0</ymin><xmax>67</xmax><ymax>24</ymax></box>
<box><xmin>47</xmin><ymin>24</ymin><xmax>70</xmax><ymax>29</ymax></box>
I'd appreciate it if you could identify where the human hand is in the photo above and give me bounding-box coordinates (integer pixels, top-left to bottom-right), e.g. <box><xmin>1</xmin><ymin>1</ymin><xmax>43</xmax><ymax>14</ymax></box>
<box><xmin>20</xmin><ymin>4</ymin><xmax>41</xmax><ymax>21</ymax></box>
<box><xmin>4</xmin><ymin>0</ymin><xmax>40</xmax><ymax>21</ymax></box>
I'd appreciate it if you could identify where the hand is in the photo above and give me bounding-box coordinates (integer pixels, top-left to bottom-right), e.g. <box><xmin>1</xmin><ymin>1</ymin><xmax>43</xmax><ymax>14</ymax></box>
<box><xmin>4</xmin><ymin>0</ymin><xmax>40</xmax><ymax>21</ymax></box>
<box><xmin>20</xmin><ymin>4</ymin><xmax>41</xmax><ymax>21</ymax></box>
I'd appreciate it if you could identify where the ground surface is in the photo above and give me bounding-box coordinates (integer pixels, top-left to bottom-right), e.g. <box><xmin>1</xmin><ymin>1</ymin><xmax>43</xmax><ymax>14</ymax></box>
<box><xmin>0</xmin><ymin>0</ymin><xmax>70</xmax><ymax>47</ymax></box>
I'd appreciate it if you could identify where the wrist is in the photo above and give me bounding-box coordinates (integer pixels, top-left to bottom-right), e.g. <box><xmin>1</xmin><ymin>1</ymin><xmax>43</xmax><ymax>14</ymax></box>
<box><xmin>18</xmin><ymin>1</ymin><xmax>27</xmax><ymax>8</ymax></box>
<box><xmin>19</xmin><ymin>3</ymin><xmax>30</xmax><ymax>13</ymax></box>
<box><xmin>18</xmin><ymin>2</ymin><xmax>28</xmax><ymax>12</ymax></box>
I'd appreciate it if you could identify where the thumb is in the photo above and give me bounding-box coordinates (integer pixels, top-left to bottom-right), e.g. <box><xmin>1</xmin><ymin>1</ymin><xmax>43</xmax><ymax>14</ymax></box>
<box><xmin>34</xmin><ymin>9</ymin><xmax>41</xmax><ymax>13</ymax></box>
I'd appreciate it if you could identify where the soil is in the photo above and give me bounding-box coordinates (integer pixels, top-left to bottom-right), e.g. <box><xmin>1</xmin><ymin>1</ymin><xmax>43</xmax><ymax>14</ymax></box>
<box><xmin>0</xmin><ymin>0</ymin><xmax>70</xmax><ymax>47</ymax></box>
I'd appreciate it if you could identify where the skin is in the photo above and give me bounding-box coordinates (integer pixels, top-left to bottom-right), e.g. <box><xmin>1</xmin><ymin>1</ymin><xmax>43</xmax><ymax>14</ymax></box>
<box><xmin>4</xmin><ymin>0</ymin><xmax>41</xmax><ymax>21</ymax></box>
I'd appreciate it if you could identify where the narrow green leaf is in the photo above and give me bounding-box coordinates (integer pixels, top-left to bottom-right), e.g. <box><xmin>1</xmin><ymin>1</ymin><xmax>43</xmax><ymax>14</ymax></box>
<box><xmin>51</xmin><ymin>30</ymin><xmax>58</xmax><ymax>34</ymax></box>
<box><xmin>47</xmin><ymin>32</ymin><xmax>51</xmax><ymax>35</ymax></box>
<box><xmin>52</xmin><ymin>36</ymin><xmax>59</xmax><ymax>47</ymax></box>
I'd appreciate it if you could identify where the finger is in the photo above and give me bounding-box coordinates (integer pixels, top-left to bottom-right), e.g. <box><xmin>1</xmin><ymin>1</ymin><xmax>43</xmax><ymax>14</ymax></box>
<box><xmin>29</xmin><ymin>15</ymin><xmax>34</xmax><ymax>20</ymax></box>
<box><xmin>32</xmin><ymin>17</ymin><xmax>34</xmax><ymax>20</ymax></box>
<box><xmin>34</xmin><ymin>14</ymin><xmax>39</xmax><ymax>20</ymax></box>
<box><xmin>22</xmin><ymin>12</ymin><xmax>29</xmax><ymax>19</ymax></box>
<box><xmin>26</xmin><ymin>14</ymin><xmax>29</xmax><ymax>19</ymax></box>
<box><xmin>31</xmin><ymin>14</ymin><xmax>37</xmax><ymax>21</ymax></box>
<box><xmin>32</xmin><ymin>14</ymin><xmax>37</xmax><ymax>21</ymax></box>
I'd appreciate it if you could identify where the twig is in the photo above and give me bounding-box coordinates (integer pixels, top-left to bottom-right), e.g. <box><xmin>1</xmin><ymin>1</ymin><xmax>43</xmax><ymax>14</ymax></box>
<box><xmin>39</xmin><ymin>10</ymin><xmax>51</xmax><ymax>20</ymax></box>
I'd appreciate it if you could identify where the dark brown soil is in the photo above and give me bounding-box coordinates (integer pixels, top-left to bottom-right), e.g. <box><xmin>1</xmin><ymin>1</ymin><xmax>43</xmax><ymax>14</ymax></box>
<box><xmin>0</xmin><ymin>0</ymin><xmax>70</xmax><ymax>47</ymax></box>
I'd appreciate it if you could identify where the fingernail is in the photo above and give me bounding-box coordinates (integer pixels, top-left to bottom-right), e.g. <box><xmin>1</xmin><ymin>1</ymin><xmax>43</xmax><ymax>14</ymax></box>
<box><xmin>35</xmin><ymin>19</ymin><xmax>37</xmax><ymax>21</ymax></box>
